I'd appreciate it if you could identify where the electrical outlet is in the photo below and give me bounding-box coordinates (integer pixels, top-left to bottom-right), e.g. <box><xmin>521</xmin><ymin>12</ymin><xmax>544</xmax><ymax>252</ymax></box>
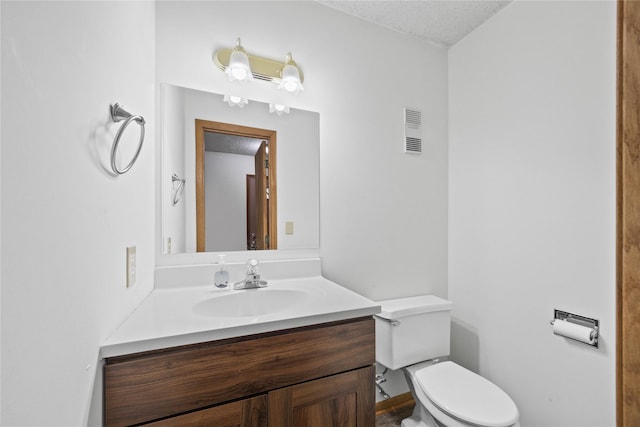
<box><xmin>126</xmin><ymin>246</ymin><xmax>136</xmax><ymax>288</ymax></box>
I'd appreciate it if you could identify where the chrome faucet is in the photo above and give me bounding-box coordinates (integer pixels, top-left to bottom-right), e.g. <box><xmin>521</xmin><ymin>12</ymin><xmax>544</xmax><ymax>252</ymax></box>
<box><xmin>234</xmin><ymin>259</ymin><xmax>268</xmax><ymax>290</ymax></box>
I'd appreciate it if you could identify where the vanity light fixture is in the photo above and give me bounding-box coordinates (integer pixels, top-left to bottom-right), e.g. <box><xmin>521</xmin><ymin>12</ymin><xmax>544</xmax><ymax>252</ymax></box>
<box><xmin>225</xmin><ymin>38</ymin><xmax>253</xmax><ymax>83</ymax></box>
<box><xmin>269</xmin><ymin>103</ymin><xmax>290</xmax><ymax>115</ymax></box>
<box><xmin>214</xmin><ymin>39</ymin><xmax>304</xmax><ymax>94</ymax></box>
<box><xmin>223</xmin><ymin>94</ymin><xmax>248</xmax><ymax>108</ymax></box>
<box><xmin>278</xmin><ymin>53</ymin><xmax>304</xmax><ymax>94</ymax></box>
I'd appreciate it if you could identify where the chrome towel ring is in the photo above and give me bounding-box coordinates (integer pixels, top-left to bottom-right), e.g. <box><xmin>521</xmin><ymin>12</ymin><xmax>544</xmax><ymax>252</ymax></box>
<box><xmin>110</xmin><ymin>103</ymin><xmax>145</xmax><ymax>175</ymax></box>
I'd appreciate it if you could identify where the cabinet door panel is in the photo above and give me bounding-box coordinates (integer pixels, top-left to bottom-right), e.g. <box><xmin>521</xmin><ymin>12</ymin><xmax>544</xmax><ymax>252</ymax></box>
<box><xmin>293</xmin><ymin>393</ymin><xmax>356</xmax><ymax>427</ymax></box>
<box><xmin>268</xmin><ymin>366</ymin><xmax>375</xmax><ymax>427</ymax></box>
<box><xmin>145</xmin><ymin>395</ymin><xmax>267</xmax><ymax>427</ymax></box>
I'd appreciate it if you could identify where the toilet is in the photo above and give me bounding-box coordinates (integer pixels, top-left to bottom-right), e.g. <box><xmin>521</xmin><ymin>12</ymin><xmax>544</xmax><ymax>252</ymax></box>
<box><xmin>375</xmin><ymin>295</ymin><xmax>520</xmax><ymax>427</ymax></box>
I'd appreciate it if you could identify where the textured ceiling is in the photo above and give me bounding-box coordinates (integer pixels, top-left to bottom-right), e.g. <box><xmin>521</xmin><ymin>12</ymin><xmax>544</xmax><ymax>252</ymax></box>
<box><xmin>318</xmin><ymin>0</ymin><xmax>512</xmax><ymax>47</ymax></box>
<box><xmin>205</xmin><ymin>131</ymin><xmax>262</xmax><ymax>156</ymax></box>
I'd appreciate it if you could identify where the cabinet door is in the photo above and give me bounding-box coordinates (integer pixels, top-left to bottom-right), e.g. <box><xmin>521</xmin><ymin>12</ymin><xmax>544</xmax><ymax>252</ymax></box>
<box><xmin>145</xmin><ymin>395</ymin><xmax>267</xmax><ymax>427</ymax></box>
<box><xmin>268</xmin><ymin>366</ymin><xmax>375</xmax><ymax>427</ymax></box>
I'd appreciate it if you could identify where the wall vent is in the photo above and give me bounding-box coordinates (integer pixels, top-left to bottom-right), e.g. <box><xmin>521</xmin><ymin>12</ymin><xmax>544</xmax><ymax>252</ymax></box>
<box><xmin>404</xmin><ymin>107</ymin><xmax>422</xmax><ymax>154</ymax></box>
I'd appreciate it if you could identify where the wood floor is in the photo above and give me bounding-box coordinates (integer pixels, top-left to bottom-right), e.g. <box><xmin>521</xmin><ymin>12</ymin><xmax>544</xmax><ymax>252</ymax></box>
<box><xmin>375</xmin><ymin>393</ymin><xmax>415</xmax><ymax>427</ymax></box>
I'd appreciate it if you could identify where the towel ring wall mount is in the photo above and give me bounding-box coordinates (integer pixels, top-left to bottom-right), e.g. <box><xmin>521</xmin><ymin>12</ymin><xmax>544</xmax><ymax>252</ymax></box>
<box><xmin>110</xmin><ymin>103</ymin><xmax>145</xmax><ymax>175</ymax></box>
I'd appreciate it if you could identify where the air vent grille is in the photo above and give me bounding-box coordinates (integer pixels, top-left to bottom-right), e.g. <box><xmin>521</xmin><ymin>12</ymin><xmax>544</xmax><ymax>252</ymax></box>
<box><xmin>404</xmin><ymin>107</ymin><xmax>422</xmax><ymax>154</ymax></box>
<box><xmin>405</xmin><ymin>137</ymin><xmax>422</xmax><ymax>153</ymax></box>
<box><xmin>405</xmin><ymin>109</ymin><xmax>422</xmax><ymax>128</ymax></box>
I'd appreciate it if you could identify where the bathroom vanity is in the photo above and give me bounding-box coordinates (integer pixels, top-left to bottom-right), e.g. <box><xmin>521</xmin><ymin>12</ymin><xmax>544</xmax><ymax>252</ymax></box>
<box><xmin>101</xmin><ymin>270</ymin><xmax>379</xmax><ymax>426</ymax></box>
<box><xmin>104</xmin><ymin>317</ymin><xmax>374</xmax><ymax>426</ymax></box>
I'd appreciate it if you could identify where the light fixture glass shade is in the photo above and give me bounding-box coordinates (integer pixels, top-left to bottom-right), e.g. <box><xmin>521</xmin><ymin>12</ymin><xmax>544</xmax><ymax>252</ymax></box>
<box><xmin>223</xmin><ymin>94</ymin><xmax>248</xmax><ymax>108</ymax></box>
<box><xmin>226</xmin><ymin>38</ymin><xmax>252</xmax><ymax>83</ymax></box>
<box><xmin>278</xmin><ymin>53</ymin><xmax>304</xmax><ymax>94</ymax></box>
<box><xmin>269</xmin><ymin>103</ymin><xmax>290</xmax><ymax>115</ymax></box>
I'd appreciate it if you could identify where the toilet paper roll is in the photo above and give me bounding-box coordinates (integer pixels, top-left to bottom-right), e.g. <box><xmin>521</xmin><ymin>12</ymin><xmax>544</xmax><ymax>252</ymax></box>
<box><xmin>553</xmin><ymin>320</ymin><xmax>596</xmax><ymax>345</ymax></box>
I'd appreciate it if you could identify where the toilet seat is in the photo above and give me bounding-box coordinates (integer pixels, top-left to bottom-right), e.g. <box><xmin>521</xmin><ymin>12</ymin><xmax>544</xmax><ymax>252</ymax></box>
<box><xmin>412</xmin><ymin>361</ymin><xmax>519</xmax><ymax>427</ymax></box>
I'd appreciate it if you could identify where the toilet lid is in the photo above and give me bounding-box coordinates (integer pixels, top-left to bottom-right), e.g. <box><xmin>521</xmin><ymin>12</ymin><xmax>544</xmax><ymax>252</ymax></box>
<box><xmin>415</xmin><ymin>361</ymin><xmax>519</xmax><ymax>427</ymax></box>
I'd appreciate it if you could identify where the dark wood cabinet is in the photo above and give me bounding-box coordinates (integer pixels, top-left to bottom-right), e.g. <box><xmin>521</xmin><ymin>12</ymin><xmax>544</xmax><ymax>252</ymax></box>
<box><xmin>146</xmin><ymin>395</ymin><xmax>267</xmax><ymax>427</ymax></box>
<box><xmin>268</xmin><ymin>366</ymin><xmax>375</xmax><ymax>427</ymax></box>
<box><xmin>104</xmin><ymin>317</ymin><xmax>375</xmax><ymax>426</ymax></box>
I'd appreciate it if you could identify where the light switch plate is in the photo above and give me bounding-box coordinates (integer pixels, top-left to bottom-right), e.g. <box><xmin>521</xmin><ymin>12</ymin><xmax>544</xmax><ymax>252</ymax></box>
<box><xmin>126</xmin><ymin>246</ymin><xmax>136</xmax><ymax>288</ymax></box>
<box><xmin>285</xmin><ymin>221</ymin><xmax>294</xmax><ymax>235</ymax></box>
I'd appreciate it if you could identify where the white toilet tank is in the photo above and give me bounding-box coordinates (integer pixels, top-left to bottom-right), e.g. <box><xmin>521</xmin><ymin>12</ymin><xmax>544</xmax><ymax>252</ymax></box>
<box><xmin>374</xmin><ymin>295</ymin><xmax>452</xmax><ymax>370</ymax></box>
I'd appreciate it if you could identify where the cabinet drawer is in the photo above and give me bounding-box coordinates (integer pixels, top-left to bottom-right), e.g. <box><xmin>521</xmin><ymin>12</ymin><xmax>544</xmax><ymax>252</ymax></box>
<box><xmin>104</xmin><ymin>317</ymin><xmax>375</xmax><ymax>426</ymax></box>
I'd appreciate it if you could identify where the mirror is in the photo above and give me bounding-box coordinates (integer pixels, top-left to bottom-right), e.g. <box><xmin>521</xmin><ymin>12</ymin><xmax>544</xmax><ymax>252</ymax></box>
<box><xmin>160</xmin><ymin>84</ymin><xmax>320</xmax><ymax>254</ymax></box>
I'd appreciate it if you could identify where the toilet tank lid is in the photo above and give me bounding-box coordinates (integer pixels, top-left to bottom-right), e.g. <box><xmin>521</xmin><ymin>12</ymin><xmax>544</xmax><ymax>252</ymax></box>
<box><xmin>375</xmin><ymin>295</ymin><xmax>452</xmax><ymax>320</ymax></box>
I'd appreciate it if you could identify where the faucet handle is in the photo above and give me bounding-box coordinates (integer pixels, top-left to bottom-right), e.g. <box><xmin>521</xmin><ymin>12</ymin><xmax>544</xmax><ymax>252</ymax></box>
<box><xmin>235</xmin><ymin>259</ymin><xmax>267</xmax><ymax>289</ymax></box>
<box><xmin>247</xmin><ymin>259</ymin><xmax>259</xmax><ymax>274</ymax></box>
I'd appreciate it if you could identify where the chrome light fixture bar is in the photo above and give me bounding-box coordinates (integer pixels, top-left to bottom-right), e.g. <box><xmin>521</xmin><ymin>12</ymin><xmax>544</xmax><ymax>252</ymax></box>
<box><xmin>214</xmin><ymin>39</ymin><xmax>304</xmax><ymax>93</ymax></box>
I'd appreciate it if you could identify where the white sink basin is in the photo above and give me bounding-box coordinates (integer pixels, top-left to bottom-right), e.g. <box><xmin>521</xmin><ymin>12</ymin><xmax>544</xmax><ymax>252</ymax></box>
<box><xmin>193</xmin><ymin>289</ymin><xmax>312</xmax><ymax>318</ymax></box>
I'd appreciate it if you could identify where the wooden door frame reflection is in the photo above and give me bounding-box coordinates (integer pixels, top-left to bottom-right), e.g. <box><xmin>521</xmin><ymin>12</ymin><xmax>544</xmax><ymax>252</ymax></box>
<box><xmin>195</xmin><ymin>119</ymin><xmax>277</xmax><ymax>252</ymax></box>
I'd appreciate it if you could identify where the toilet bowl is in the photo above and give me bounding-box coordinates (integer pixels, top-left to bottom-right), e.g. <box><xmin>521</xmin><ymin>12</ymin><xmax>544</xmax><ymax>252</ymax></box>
<box><xmin>375</xmin><ymin>295</ymin><xmax>520</xmax><ymax>427</ymax></box>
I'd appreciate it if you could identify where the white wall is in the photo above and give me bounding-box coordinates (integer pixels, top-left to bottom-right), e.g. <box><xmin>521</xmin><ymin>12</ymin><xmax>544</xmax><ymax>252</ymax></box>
<box><xmin>161</xmin><ymin>84</ymin><xmax>186</xmax><ymax>253</ymax></box>
<box><xmin>0</xmin><ymin>2</ymin><xmax>3</xmax><ymax>420</ymax></box>
<box><xmin>205</xmin><ymin>151</ymin><xmax>254</xmax><ymax>251</ymax></box>
<box><xmin>156</xmin><ymin>1</ymin><xmax>449</xmax><ymax>300</ymax></box>
<box><xmin>448</xmin><ymin>2</ymin><xmax>616</xmax><ymax>426</ymax></box>
<box><xmin>1</xmin><ymin>2</ymin><xmax>155</xmax><ymax>425</ymax></box>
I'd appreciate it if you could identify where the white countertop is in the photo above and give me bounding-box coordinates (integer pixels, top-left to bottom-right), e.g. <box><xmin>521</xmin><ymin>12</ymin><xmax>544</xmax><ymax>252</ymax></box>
<box><xmin>101</xmin><ymin>275</ymin><xmax>380</xmax><ymax>358</ymax></box>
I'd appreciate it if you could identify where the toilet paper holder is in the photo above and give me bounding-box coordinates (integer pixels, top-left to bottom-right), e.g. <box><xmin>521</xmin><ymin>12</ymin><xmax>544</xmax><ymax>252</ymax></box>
<box><xmin>550</xmin><ymin>309</ymin><xmax>599</xmax><ymax>347</ymax></box>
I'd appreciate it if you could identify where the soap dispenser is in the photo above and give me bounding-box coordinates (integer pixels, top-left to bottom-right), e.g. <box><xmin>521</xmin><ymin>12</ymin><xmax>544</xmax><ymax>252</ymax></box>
<box><xmin>213</xmin><ymin>254</ymin><xmax>230</xmax><ymax>289</ymax></box>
